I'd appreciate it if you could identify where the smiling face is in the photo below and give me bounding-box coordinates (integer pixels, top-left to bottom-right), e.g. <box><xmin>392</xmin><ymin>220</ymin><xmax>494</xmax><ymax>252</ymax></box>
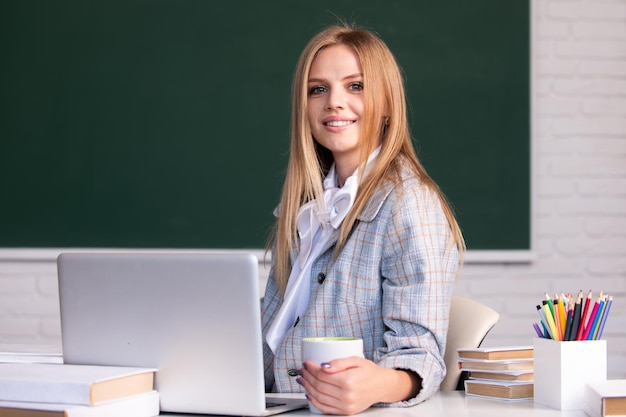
<box><xmin>307</xmin><ymin>44</ymin><xmax>366</xmax><ymax>183</ymax></box>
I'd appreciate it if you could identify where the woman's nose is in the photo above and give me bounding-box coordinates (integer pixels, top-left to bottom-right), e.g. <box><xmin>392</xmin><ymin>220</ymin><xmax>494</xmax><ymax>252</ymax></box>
<box><xmin>326</xmin><ymin>88</ymin><xmax>345</xmax><ymax>110</ymax></box>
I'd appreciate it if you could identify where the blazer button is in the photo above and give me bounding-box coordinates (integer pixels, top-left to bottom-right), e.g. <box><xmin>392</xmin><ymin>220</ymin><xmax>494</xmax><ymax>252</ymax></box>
<box><xmin>287</xmin><ymin>369</ymin><xmax>299</xmax><ymax>377</ymax></box>
<box><xmin>317</xmin><ymin>272</ymin><xmax>326</xmax><ymax>284</ymax></box>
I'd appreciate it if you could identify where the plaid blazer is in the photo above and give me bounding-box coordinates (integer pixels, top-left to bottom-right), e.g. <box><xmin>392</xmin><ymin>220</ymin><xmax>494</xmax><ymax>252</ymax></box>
<box><xmin>261</xmin><ymin>165</ymin><xmax>459</xmax><ymax>407</ymax></box>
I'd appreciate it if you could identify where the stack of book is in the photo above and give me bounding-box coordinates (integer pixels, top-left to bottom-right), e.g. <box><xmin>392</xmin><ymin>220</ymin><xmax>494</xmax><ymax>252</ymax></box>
<box><xmin>457</xmin><ymin>345</ymin><xmax>534</xmax><ymax>401</ymax></box>
<box><xmin>0</xmin><ymin>363</ymin><xmax>159</xmax><ymax>416</ymax></box>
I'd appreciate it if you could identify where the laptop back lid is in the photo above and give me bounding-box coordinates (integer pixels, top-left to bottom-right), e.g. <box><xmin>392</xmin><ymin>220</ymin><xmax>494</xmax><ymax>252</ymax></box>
<box><xmin>58</xmin><ymin>252</ymin><xmax>267</xmax><ymax>415</ymax></box>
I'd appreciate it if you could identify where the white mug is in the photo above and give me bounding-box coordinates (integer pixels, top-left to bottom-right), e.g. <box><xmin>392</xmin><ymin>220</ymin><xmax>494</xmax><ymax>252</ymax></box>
<box><xmin>301</xmin><ymin>337</ymin><xmax>364</xmax><ymax>414</ymax></box>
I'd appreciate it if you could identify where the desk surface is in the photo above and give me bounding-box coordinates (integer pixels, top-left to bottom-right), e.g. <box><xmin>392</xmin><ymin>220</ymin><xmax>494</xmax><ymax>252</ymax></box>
<box><xmin>0</xmin><ymin>346</ymin><xmax>587</xmax><ymax>417</ymax></box>
<box><xmin>160</xmin><ymin>391</ymin><xmax>588</xmax><ymax>417</ymax></box>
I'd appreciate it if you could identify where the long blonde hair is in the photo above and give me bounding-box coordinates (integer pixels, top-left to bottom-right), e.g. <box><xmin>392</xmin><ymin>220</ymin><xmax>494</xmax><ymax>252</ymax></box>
<box><xmin>270</xmin><ymin>24</ymin><xmax>465</xmax><ymax>293</ymax></box>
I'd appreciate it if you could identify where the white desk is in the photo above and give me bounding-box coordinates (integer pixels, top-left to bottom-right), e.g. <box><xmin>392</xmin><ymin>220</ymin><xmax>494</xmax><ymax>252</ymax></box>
<box><xmin>160</xmin><ymin>391</ymin><xmax>588</xmax><ymax>417</ymax></box>
<box><xmin>0</xmin><ymin>346</ymin><xmax>587</xmax><ymax>417</ymax></box>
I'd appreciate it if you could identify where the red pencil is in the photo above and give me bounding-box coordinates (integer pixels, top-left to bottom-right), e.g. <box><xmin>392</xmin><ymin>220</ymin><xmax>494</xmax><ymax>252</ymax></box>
<box><xmin>576</xmin><ymin>290</ymin><xmax>592</xmax><ymax>340</ymax></box>
<box><xmin>581</xmin><ymin>292</ymin><xmax>603</xmax><ymax>340</ymax></box>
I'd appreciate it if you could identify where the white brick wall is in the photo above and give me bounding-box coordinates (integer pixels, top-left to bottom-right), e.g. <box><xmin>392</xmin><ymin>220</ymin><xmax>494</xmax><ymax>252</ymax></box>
<box><xmin>0</xmin><ymin>262</ymin><xmax>60</xmax><ymax>345</ymax></box>
<box><xmin>1</xmin><ymin>0</ymin><xmax>625</xmax><ymax>378</ymax></box>
<box><xmin>464</xmin><ymin>0</ymin><xmax>626</xmax><ymax>377</ymax></box>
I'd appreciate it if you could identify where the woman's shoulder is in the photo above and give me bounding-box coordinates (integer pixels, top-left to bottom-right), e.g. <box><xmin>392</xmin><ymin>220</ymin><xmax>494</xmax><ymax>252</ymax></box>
<box><xmin>358</xmin><ymin>158</ymin><xmax>430</xmax><ymax>221</ymax></box>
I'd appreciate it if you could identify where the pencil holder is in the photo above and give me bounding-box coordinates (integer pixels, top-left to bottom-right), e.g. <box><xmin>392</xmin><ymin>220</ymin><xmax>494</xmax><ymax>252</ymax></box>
<box><xmin>533</xmin><ymin>337</ymin><xmax>606</xmax><ymax>410</ymax></box>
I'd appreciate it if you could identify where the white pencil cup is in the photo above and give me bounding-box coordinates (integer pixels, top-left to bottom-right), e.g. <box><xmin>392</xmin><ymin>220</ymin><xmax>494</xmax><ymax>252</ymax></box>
<box><xmin>533</xmin><ymin>337</ymin><xmax>607</xmax><ymax>410</ymax></box>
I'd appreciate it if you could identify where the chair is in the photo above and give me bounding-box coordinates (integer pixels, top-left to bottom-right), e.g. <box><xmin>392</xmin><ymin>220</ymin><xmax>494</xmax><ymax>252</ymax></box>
<box><xmin>439</xmin><ymin>295</ymin><xmax>500</xmax><ymax>391</ymax></box>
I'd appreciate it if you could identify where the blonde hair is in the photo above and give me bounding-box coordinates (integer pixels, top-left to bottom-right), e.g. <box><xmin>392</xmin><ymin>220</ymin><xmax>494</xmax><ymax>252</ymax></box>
<box><xmin>270</xmin><ymin>24</ymin><xmax>465</xmax><ymax>293</ymax></box>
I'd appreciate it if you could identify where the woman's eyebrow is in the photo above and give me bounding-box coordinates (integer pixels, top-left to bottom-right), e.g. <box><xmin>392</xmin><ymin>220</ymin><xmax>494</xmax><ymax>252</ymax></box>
<box><xmin>307</xmin><ymin>73</ymin><xmax>363</xmax><ymax>84</ymax></box>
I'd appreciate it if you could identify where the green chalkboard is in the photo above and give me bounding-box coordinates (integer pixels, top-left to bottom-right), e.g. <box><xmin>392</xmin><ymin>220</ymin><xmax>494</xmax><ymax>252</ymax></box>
<box><xmin>0</xmin><ymin>0</ymin><xmax>529</xmax><ymax>250</ymax></box>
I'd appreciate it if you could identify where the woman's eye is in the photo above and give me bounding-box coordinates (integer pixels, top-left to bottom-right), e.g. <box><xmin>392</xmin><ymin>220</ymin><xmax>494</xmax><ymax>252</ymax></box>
<box><xmin>349</xmin><ymin>82</ymin><xmax>364</xmax><ymax>91</ymax></box>
<box><xmin>309</xmin><ymin>86</ymin><xmax>327</xmax><ymax>95</ymax></box>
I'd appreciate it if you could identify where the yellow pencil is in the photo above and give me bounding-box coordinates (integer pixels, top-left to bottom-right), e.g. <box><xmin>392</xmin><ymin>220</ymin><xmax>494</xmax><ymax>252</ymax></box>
<box><xmin>553</xmin><ymin>294</ymin><xmax>563</xmax><ymax>340</ymax></box>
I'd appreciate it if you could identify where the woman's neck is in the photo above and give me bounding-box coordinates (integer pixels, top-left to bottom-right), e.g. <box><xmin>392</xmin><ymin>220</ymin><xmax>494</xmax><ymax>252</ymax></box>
<box><xmin>332</xmin><ymin>143</ymin><xmax>381</xmax><ymax>187</ymax></box>
<box><xmin>331</xmin><ymin>154</ymin><xmax>359</xmax><ymax>188</ymax></box>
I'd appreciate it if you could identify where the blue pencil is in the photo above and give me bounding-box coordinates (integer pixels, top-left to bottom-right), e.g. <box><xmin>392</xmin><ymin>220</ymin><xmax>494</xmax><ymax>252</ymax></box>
<box><xmin>596</xmin><ymin>296</ymin><xmax>613</xmax><ymax>340</ymax></box>
<box><xmin>537</xmin><ymin>305</ymin><xmax>553</xmax><ymax>339</ymax></box>
<box><xmin>539</xmin><ymin>320</ymin><xmax>552</xmax><ymax>339</ymax></box>
<box><xmin>587</xmin><ymin>296</ymin><xmax>606</xmax><ymax>340</ymax></box>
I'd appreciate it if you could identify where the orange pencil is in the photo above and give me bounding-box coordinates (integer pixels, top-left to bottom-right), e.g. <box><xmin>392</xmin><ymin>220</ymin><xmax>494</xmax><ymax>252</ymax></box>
<box><xmin>557</xmin><ymin>294</ymin><xmax>567</xmax><ymax>337</ymax></box>
<box><xmin>576</xmin><ymin>290</ymin><xmax>592</xmax><ymax>340</ymax></box>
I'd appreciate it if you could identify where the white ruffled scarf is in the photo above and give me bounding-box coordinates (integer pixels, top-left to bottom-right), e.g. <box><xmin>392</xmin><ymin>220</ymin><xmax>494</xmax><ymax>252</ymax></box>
<box><xmin>266</xmin><ymin>148</ymin><xmax>380</xmax><ymax>353</ymax></box>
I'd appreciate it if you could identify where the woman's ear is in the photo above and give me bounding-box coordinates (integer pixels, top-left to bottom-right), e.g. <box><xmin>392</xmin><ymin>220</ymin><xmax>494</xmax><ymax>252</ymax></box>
<box><xmin>381</xmin><ymin>115</ymin><xmax>390</xmax><ymax>137</ymax></box>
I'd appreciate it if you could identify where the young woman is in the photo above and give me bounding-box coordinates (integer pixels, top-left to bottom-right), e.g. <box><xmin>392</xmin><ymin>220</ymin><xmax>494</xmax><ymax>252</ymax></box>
<box><xmin>261</xmin><ymin>24</ymin><xmax>465</xmax><ymax>415</ymax></box>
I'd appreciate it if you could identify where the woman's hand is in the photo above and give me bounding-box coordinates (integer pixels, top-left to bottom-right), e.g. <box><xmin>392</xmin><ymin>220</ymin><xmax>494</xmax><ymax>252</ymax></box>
<box><xmin>298</xmin><ymin>357</ymin><xmax>421</xmax><ymax>415</ymax></box>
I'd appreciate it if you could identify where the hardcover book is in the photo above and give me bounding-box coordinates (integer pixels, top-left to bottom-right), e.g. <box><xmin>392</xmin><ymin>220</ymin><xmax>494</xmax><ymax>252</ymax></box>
<box><xmin>0</xmin><ymin>391</ymin><xmax>159</xmax><ymax>417</ymax></box>
<box><xmin>584</xmin><ymin>379</ymin><xmax>626</xmax><ymax>417</ymax></box>
<box><xmin>469</xmin><ymin>370</ymin><xmax>534</xmax><ymax>382</ymax></box>
<box><xmin>458</xmin><ymin>346</ymin><xmax>533</xmax><ymax>361</ymax></box>
<box><xmin>464</xmin><ymin>380</ymin><xmax>534</xmax><ymax>400</ymax></box>
<box><xmin>459</xmin><ymin>358</ymin><xmax>533</xmax><ymax>372</ymax></box>
<box><xmin>0</xmin><ymin>363</ymin><xmax>156</xmax><ymax>406</ymax></box>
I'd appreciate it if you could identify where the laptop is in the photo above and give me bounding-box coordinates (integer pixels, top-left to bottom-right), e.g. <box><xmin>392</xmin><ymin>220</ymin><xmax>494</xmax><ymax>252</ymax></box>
<box><xmin>57</xmin><ymin>252</ymin><xmax>307</xmax><ymax>416</ymax></box>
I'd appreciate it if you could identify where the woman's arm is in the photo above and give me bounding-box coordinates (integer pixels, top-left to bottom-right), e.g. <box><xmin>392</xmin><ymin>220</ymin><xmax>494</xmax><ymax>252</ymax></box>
<box><xmin>375</xmin><ymin>180</ymin><xmax>458</xmax><ymax>404</ymax></box>
<box><xmin>300</xmin><ymin>180</ymin><xmax>458</xmax><ymax>414</ymax></box>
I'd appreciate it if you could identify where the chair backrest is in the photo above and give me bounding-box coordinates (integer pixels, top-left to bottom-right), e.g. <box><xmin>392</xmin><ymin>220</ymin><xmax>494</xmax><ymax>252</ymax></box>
<box><xmin>440</xmin><ymin>295</ymin><xmax>500</xmax><ymax>391</ymax></box>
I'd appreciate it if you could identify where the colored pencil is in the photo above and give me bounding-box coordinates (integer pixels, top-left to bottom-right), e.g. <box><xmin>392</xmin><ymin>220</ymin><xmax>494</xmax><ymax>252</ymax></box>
<box><xmin>582</xmin><ymin>292</ymin><xmax>603</xmax><ymax>340</ymax></box>
<box><xmin>541</xmin><ymin>321</ymin><xmax>552</xmax><ymax>339</ymax></box>
<box><xmin>544</xmin><ymin>292</ymin><xmax>556</xmax><ymax>322</ymax></box>
<box><xmin>564</xmin><ymin>297</ymin><xmax>574</xmax><ymax>341</ymax></box>
<box><xmin>576</xmin><ymin>290</ymin><xmax>593</xmax><ymax>340</ymax></box>
<box><xmin>536</xmin><ymin>305</ymin><xmax>553</xmax><ymax>339</ymax></box>
<box><xmin>590</xmin><ymin>295</ymin><xmax>607</xmax><ymax>340</ymax></box>
<box><xmin>553</xmin><ymin>296</ymin><xmax>563</xmax><ymax>341</ymax></box>
<box><xmin>569</xmin><ymin>291</ymin><xmax>582</xmax><ymax>341</ymax></box>
<box><xmin>542</xmin><ymin>301</ymin><xmax>559</xmax><ymax>341</ymax></box>
<box><xmin>558</xmin><ymin>294</ymin><xmax>567</xmax><ymax>337</ymax></box>
<box><xmin>596</xmin><ymin>296</ymin><xmax>613</xmax><ymax>340</ymax></box>
<box><xmin>533</xmin><ymin>290</ymin><xmax>614</xmax><ymax>342</ymax></box>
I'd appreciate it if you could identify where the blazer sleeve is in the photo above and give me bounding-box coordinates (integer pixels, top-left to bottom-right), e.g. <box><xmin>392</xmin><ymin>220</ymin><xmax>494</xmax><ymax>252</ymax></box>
<box><xmin>261</xmin><ymin>249</ymin><xmax>281</xmax><ymax>392</ymax></box>
<box><xmin>375</xmin><ymin>179</ymin><xmax>459</xmax><ymax>406</ymax></box>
